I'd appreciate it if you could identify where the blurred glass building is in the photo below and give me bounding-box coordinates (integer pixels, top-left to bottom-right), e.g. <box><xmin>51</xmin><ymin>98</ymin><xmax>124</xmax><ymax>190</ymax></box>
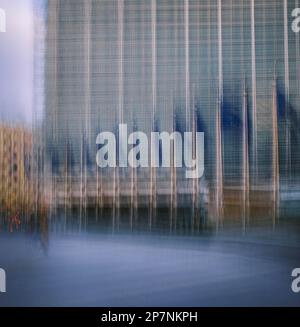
<box><xmin>41</xmin><ymin>0</ymin><xmax>300</xmax><ymax>223</ymax></box>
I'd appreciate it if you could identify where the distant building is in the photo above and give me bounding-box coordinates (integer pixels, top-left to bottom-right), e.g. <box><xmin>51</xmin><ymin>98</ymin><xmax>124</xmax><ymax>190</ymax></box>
<box><xmin>42</xmin><ymin>1</ymin><xmax>300</xmax><ymax>221</ymax></box>
<box><xmin>0</xmin><ymin>124</ymin><xmax>34</xmax><ymax>217</ymax></box>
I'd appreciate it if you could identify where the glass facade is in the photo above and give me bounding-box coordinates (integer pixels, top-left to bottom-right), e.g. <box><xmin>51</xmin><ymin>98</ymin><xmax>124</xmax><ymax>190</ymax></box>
<box><xmin>43</xmin><ymin>0</ymin><xmax>300</xmax><ymax>207</ymax></box>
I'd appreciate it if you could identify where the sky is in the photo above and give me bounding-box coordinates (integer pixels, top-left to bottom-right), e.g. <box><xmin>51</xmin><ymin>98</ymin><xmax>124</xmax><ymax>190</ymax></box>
<box><xmin>0</xmin><ymin>0</ymin><xmax>34</xmax><ymax>124</ymax></box>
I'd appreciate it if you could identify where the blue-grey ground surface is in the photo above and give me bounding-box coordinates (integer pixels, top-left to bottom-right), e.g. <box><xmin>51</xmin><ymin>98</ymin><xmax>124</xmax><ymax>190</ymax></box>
<box><xmin>0</xmin><ymin>229</ymin><xmax>300</xmax><ymax>306</ymax></box>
